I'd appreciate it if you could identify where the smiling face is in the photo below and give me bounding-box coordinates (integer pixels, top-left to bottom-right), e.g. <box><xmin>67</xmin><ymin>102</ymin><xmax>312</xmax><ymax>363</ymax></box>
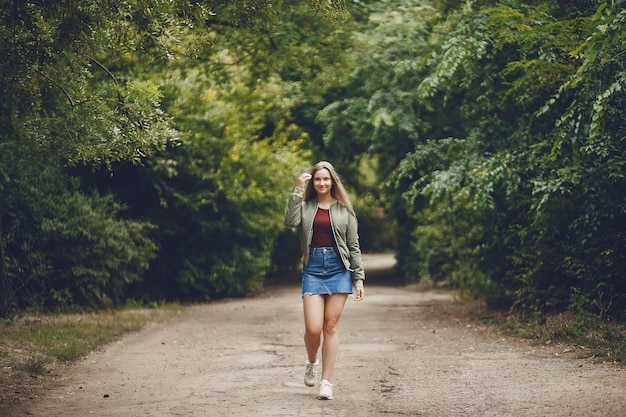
<box><xmin>313</xmin><ymin>168</ymin><xmax>333</xmax><ymax>197</ymax></box>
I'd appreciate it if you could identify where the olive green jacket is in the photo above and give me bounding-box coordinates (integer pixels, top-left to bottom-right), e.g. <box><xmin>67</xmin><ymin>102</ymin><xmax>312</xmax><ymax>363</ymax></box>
<box><xmin>283</xmin><ymin>187</ymin><xmax>365</xmax><ymax>288</ymax></box>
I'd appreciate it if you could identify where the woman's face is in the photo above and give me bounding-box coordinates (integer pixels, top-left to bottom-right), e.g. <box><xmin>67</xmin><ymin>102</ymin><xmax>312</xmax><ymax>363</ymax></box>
<box><xmin>313</xmin><ymin>168</ymin><xmax>332</xmax><ymax>196</ymax></box>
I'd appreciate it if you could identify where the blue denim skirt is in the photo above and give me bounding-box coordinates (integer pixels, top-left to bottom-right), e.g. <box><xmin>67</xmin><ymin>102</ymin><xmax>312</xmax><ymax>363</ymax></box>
<box><xmin>302</xmin><ymin>247</ymin><xmax>352</xmax><ymax>297</ymax></box>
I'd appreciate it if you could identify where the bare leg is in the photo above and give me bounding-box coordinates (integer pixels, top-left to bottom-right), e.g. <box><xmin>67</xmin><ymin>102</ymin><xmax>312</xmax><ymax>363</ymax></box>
<box><xmin>320</xmin><ymin>293</ymin><xmax>348</xmax><ymax>382</ymax></box>
<box><xmin>303</xmin><ymin>294</ymin><xmax>325</xmax><ymax>363</ymax></box>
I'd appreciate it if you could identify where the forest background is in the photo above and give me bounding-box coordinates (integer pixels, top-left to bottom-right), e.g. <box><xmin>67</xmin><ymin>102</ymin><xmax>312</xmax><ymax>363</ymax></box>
<box><xmin>1</xmin><ymin>0</ymin><xmax>625</xmax><ymax>341</ymax></box>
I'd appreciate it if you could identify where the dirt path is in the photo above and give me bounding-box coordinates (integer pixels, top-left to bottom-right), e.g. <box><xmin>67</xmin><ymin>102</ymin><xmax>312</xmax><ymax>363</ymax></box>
<box><xmin>6</xmin><ymin>254</ymin><xmax>626</xmax><ymax>416</ymax></box>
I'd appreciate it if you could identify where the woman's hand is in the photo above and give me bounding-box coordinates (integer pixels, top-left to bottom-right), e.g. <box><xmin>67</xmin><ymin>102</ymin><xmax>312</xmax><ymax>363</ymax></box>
<box><xmin>298</xmin><ymin>172</ymin><xmax>312</xmax><ymax>189</ymax></box>
<box><xmin>354</xmin><ymin>286</ymin><xmax>364</xmax><ymax>301</ymax></box>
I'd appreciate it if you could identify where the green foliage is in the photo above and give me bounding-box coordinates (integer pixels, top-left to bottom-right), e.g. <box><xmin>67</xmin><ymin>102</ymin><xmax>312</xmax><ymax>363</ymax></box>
<box><xmin>41</xmin><ymin>192</ymin><xmax>157</xmax><ymax>309</ymax></box>
<box><xmin>0</xmin><ymin>0</ymin><xmax>181</xmax><ymax>166</ymax></box>
<box><xmin>317</xmin><ymin>1</ymin><xmax>443</xmax><ymax>178</ymax></box>
<box><xmin>6</xmin><ymin>0</ymin><xmax>623</xmax><ymax>325</ymax></box>
<box><xmin>1</xmin><ymin>157</ymin><xmax>156</xmax><ymax>311</ymax></box>
<box><xmin>0</xmin><ymin>0</ymin><xmax>351</xmax><ymax>314</ymax></box>
<box><xmin>136</xmin><ymin>29</ymin><xmax>318</xmax><ymax>300</ymax></box>
<box><xmin>310</xmin><ymin>0</ymin><xmax>626</xmax><ymax>322</ymax></box>
<box><xmin>394</xmin><ymin>0</ymin><xmax>626</xmax><ymax>319</ymax></box>
<box><xmin>77</xmin><ymin>2</ymin><xmax>342</xmax><ymax>301</ymax></box>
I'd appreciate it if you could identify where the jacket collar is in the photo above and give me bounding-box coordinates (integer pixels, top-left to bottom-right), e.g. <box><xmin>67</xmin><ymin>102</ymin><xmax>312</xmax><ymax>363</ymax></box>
<box><xmin>311</xmin><ymin>197</ymin><xmax>338</xmax><ymax>206</ymax></box>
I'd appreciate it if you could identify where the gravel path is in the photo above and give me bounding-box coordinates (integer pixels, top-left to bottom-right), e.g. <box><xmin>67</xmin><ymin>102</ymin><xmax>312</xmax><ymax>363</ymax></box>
<box><xmin>6</xmin><ymin>254</ymin><xmax>625</xmax><ymax>416</ymax></box>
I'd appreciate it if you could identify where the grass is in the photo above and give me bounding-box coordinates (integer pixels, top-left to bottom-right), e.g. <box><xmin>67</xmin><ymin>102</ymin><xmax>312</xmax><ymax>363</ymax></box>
<box><xmin>0</xmin><ymin>305</ymin><xmax>181</xmax><ymax>375</ymax></box>
<box><xmin>437</xmin><ymin>294</ymin><xmax>626</xmax><ymax>365</ymax></box>
<box><xmin>484</xmin><ymin>309</ymin><xmax>626</xmax><ymax>364</ymax></box>
<box><xmin>15</xmin><ymin>356</ymin><xmax>48</xmax><ymax>375</ymax></box>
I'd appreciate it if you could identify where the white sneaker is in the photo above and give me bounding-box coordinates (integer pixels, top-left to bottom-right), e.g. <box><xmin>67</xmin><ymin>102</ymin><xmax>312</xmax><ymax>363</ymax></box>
<box><xmin>318</xmin><ymin>379</ymin><xmax>333</xmax><ymax>400</ymax></box>
<box><xmin>304</xmin><ymin>360</ymin><xmax>318</xmax><ymax>387</ymax></box>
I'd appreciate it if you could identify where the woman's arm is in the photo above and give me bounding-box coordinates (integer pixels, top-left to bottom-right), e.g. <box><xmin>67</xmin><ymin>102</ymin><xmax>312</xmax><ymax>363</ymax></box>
<box><xmin>284</xmin><ymin>187</ymin><xmax>304</xmax><ymax>228</ymax></box>
<box><xmin>346</xmin><ymin>214</ymin><xmax>365</xmax><ymax>288</ymax></box>
<box><xmin>284</xmin><ymin>173</ymin><xmax>310</xmax><ymax>228</ymax></box>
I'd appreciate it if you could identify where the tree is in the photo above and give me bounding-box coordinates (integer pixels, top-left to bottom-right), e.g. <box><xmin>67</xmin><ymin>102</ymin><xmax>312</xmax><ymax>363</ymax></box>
<box><xmin>80</xmin><ymin>1</ymin><xmax>356</xmax><ymax>301</ymax></box>
<box><xmin>0</xmin><ymin>199</ymin><xmax>10</xmax><ymax>314</ymax></box>
<box><xmin>0</xmin><ymin>0</ymin><xmax>350</xmax><ymax>314</ymax></box>
<box><xmin>0</xmin><ymin>0</ymin><xmax>190</xmax><ymax>314</ymax></box>
<box><xmin>397</xmin><ymin>0</ymin><xmax>626</xmax><ymax>317</ymax></box>
<box><xmin>315</xmin><ymin>0</ymin><xmax>626</xmax><ymax>320</ymax></box>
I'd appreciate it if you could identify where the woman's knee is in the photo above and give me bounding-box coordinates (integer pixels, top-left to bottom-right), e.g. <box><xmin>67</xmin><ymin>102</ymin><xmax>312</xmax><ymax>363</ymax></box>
<box><xmin>323</xmin><ymin>317</ymin><xmax>340</xmax><ymax>335</ymax></box>
<box><xmin>305</xmin><ymin>324</ymin><xmax>323</xmax><ymax>338</ymax></box>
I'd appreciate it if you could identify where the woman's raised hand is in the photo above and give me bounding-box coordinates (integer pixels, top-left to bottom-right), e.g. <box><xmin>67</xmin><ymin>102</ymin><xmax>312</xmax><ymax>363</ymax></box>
<box><xmin>298</xmin><ymin>173</ymin><xmax>312</xmax><ymax>188</ymax></box>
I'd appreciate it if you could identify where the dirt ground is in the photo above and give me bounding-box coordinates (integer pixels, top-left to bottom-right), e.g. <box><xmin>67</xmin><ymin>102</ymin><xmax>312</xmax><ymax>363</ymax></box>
<box><xmin>4</xmin><ymin>253</ymin><xmax>626</xmax><ymax>417</ymax></box>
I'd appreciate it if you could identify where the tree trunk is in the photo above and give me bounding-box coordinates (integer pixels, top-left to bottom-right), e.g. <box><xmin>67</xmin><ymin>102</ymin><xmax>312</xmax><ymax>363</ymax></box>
<box><xmin>0</xmin><ymin>199</ymin><xmax>14</xmax><ymax>317</ymax></box>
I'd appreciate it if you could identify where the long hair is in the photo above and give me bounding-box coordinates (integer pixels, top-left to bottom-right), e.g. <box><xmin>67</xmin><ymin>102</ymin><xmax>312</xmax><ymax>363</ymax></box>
<box><xmin>304</xmin><ymin>161</ymin><xmax>356</xmax><ymax>218</ymax></box>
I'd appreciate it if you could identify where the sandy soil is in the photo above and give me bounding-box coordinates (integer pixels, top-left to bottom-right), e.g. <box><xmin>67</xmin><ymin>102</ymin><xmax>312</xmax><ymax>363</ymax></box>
<box><xmin>4</xmin><ymin>254</ymin><xmax>626</xmax><ymax>416</ymax></box>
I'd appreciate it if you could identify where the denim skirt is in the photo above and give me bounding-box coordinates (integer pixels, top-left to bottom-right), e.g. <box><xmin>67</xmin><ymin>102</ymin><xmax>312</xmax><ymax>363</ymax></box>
<box><xmin>302</xmin><ymin>247</ymin><xmax>352</xmax><ymax>297</ymax></box>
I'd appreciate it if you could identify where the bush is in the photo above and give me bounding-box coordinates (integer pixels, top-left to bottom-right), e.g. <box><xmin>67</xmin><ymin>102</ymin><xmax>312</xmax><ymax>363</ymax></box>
<box><xmin>3</xmin><ymin>165</ymin><xmax>156</xmax><ymax>312</ymax></box>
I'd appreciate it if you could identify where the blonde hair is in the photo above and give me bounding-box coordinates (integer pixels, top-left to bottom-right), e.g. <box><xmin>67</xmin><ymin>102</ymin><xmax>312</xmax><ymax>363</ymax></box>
<box><xmin>304</xmin><ymin>161</ymin><xmax>356</xmax><ymax>218</ymax></box>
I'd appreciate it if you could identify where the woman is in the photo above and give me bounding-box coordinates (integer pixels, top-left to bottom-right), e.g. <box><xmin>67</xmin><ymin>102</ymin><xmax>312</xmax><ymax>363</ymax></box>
<box><xmin>283</xmin><ymin>161</ymin><xmax>365</xmax><ymax>400</ymax></box>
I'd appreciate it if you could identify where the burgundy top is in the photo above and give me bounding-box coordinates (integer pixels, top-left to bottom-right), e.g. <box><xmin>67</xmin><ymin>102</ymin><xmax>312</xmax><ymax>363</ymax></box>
<box><xmin>311</xmin><ymin>208</ymin><xmax>335</xmax><ymax>248</ymax></box>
